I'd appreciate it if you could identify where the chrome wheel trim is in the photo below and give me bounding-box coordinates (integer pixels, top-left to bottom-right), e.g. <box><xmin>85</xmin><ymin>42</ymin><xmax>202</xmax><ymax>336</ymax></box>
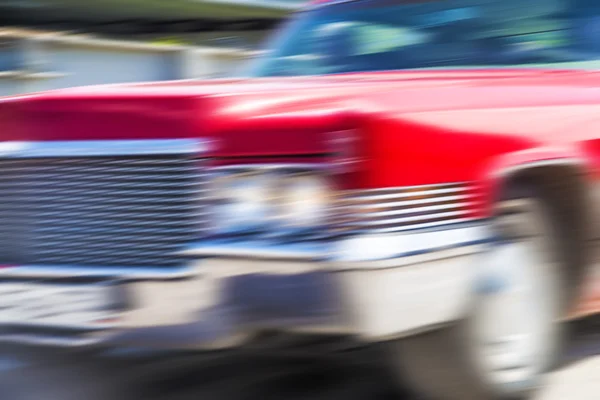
<box><xmin>471</xmin><ymin>198</ymin><xmax>562</xmax><ymax>393</ymax></box>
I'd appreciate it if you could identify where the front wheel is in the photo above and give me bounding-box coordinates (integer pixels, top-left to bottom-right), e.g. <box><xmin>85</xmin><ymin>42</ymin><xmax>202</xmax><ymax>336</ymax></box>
<box><xmin>387</xmin><ymin>188</ymin><xmax>566</xmax><ymax>400</ymax></box>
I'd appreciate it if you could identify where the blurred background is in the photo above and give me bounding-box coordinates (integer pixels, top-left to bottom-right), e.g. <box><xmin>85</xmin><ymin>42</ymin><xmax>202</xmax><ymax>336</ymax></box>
<box><xmin>0</xmin><ymin>0</ymin><xmax>301</xmax><ymax>95</ymax></box>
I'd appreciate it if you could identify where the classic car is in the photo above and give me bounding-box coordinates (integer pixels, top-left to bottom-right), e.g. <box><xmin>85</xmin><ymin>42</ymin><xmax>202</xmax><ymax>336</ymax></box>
<box><xmin>2</xmin><ymin>0</ymin><xmax>600</xmax><ymax>399</ymax></box>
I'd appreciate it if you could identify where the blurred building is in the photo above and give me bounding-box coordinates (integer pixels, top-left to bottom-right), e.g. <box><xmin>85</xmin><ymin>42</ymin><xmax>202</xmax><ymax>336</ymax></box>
<box><xmin>0</xmin><ymin>0</ymin><xmax>302</xmax><ymax>94</ymax></box>
<box><xmin>0</xmin><ymin>0</ymin><xmax>303</xmax><ymax>47</ymax></box>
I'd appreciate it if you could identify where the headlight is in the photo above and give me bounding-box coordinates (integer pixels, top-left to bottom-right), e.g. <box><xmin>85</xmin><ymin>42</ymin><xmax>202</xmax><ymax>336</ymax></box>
<box><xmin>277</xmin><ymin>174</ymin><xmax>329</xmax><ymax>229</ymax></box>
<box><xmin>212</xmin><ymin>172</ymin><xmax>272</xmax><ymax>233</ymax></box>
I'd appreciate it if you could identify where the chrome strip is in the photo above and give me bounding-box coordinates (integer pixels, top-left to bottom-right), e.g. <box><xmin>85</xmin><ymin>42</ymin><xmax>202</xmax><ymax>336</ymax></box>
<box><xmin>0</xmin><ymin>139</ymin><xmax>211</xmax><ymax>158</ymax></box>
<box><xmin>213</xmin><ymin>163</ymin><xmax>330</xmax><ymax>173</ymax></box>
<box><xmin>0</xmin><ymin>264</ymin><xmax>198</xmax><ymax>279</ymax></box>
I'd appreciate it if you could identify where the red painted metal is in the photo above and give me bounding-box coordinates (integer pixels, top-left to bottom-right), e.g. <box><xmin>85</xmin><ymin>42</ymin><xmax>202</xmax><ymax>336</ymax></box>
<box><xmin>1</xmin><ymin>69</ymin><xmax>599</xmax><ymax>197</ymax></box>
<box><xmin>3</xmin><ymin>70</ymin><xmax>600</xmax><ymax>192</ymax></box>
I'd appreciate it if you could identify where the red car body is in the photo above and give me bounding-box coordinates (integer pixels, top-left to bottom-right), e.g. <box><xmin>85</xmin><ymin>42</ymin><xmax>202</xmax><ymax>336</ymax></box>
<box><xmin>1</xmin><ymin>69</ymin><xmax>598</xmax><ymax>315</ymax></box>
<box><xmin>2</xmin><ymin>1</ymin><xmax>600</xmax><ymax>397</ymax></box>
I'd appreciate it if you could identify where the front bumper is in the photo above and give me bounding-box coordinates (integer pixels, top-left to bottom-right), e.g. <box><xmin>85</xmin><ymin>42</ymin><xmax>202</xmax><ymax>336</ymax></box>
<box><xmin>0</xmin><ymin>223</ymin><xmax>489</xmax><ymax>348</ymax></box>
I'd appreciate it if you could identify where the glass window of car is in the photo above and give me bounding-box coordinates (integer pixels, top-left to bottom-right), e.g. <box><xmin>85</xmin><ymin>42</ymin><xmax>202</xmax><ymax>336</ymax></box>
<box><xmin>247</xmin><ymin>0</ymin><xmax>600</xmax><ymax>77</ymax></box>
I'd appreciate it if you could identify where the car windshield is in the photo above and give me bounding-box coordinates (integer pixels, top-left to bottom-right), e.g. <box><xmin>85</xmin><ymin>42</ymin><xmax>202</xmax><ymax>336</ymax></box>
<box><xmin>247</xmin><ymin>0</ymin><xmax>600</xmax><ymax>77</ymax></box>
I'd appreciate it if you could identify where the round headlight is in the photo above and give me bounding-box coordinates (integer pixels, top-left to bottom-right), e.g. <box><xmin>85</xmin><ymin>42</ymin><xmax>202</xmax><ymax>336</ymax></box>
<box><xmin>278</xmin><ymin>174</ymin><xmax>329</xmax><ymax>228</ymax></box>
<box><xmin>212</xmin><ymin>173</ymin><xmax>272</xmax><ymax>233</ymax></box>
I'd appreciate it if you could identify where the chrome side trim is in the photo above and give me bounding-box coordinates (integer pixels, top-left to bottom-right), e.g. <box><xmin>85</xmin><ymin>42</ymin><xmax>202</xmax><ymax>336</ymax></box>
<box><xmin>0</xmin><ymin>139</ymin><xmax>211</xmax><ymax>158</ymax></box>
<box><xmin>0</xmin><ymin>264</ymin><xmax>198</xmax><ymax>280</ymax></box>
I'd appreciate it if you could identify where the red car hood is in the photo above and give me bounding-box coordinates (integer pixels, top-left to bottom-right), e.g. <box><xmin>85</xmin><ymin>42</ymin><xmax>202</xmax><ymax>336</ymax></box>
<box><xmin>3</xmin><ymin>69</ymin><xmax>600</xmax><ymax>158</ymax></box>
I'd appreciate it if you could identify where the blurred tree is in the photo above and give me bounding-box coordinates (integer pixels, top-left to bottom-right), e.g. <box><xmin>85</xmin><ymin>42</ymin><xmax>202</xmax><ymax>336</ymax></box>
<box><xmin>151</xmin><ymin>36</ymin><xmax>190</xmax><ymax>46</ymax></box>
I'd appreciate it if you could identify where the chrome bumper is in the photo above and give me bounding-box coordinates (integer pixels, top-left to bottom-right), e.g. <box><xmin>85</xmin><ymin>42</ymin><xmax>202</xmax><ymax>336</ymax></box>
<box><xmin>0</xmin><ymin>223</ymin><xmax>490</xmax><ymax>348</ymax></box>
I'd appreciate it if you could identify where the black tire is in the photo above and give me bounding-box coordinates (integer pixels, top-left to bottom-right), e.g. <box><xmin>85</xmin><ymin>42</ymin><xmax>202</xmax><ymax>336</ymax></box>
<box><xmin>386</xmin><ymin>186</ymin><xmax>568</xmax><ymax>400</ymax></box>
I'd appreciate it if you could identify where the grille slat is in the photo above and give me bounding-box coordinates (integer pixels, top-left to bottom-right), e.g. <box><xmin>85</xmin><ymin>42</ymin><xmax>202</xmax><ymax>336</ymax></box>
<box><xmin>361</xmin><ymin>202</ymin><xmax>476</xmax><ymax>218</ymax></box>
<box><xmin>351</xmin><ymin>194</ymin><xmax>472</xmax><ymax>209</ymax></box>
<box><xmin>338</xmin><ymin>183</ymin><xmax>478</xmax><ymax>233</ymax></box>
<box><xmin>0</xmin><ymin>154</ymin><xmax>205</xmax><ymax>268</ymax></box>
<box><xmin>345</xmin><ymin>186</ymin><xmax>466</xmax><ymax>201</ymax></box>
<box><xmin>354</xmin><ymin>210</ymin><xmax>468</xmax><ymax>227</ymax></box>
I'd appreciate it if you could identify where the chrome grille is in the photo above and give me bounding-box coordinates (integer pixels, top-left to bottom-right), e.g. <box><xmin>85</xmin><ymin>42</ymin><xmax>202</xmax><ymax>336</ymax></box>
<box><xmin>0</xmin><ymin>154</ymin><xmax>206</xmax><ymax>268</ymax></box>
<box><xmin>337</xmin><ymin>183</ymin><xmax>479</xmax><ymax>233</ymax></box>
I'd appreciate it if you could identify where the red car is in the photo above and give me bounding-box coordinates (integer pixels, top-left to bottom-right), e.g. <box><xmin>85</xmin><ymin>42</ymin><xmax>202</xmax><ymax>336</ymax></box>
<box><xmin>1</xmin><ymin>0</ymin><xmax>600</xmax><ymax>399</ymax></box>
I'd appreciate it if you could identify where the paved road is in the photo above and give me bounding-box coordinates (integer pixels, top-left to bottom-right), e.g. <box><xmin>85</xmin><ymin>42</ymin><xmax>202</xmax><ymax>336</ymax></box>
<box><xmin>536</xmin><ymin>356</ymin><xmax>600</xmax><ymax>400</ymax></box>
<box><xmin>0</xmin><ymin>336</ymin><xmax>408</xmax><ymax>400</ymax></box>
<box><xmin>533</xmin><ymin>321</ymin><xmax>600</xmax><ymax>400</ymax></box>
<box><xmin>0</xmin><ymin>320</ymin><xmax>600</xmax><ymax>400</ymax></box>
